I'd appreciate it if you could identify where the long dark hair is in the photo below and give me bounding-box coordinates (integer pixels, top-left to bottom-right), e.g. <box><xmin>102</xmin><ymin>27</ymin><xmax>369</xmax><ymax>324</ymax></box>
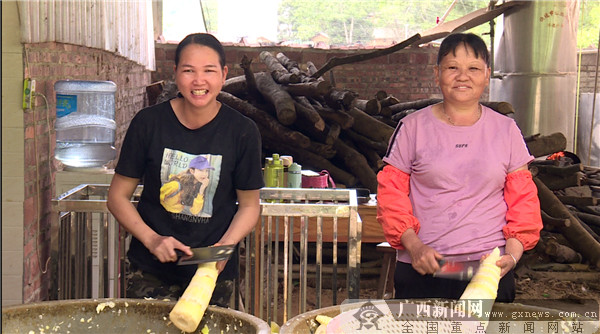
<box><xmin>437</xmin><ymin>33</ymin><xmax>490</xmax><ymax>66</ymax></box>
<box><xmin>175</xmin><ymin>33</ymin><xmax>226</xmax><ymax>68</ymax></box>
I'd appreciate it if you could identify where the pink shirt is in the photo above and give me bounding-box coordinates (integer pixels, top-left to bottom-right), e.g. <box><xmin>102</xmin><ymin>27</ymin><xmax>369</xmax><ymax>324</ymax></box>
<box><xmin>383</xmin><ymin>105</ymin><xmax>533</xmax><ymax>263</ymax></box>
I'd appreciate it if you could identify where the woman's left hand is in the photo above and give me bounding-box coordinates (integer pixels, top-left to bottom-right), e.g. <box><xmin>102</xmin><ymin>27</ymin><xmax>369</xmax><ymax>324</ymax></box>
<box><xmin>496</xmin><ymin>254</ymin><xmax>517</xmax><ymax>277</ymax></box>
<box><xmin>496</xmin><ymin>238</ymin><xmax>523</xmax><ymax>277</ymax></box>
<box><xmin>212</xmin><ymin>241</ymin><xmax>231</xmax><ymax>274</ymax></box>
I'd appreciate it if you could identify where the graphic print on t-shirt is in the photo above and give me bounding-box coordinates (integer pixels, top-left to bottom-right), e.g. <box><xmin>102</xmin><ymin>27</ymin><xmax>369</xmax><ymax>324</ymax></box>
<box><xmin>159</xmin><ymin>149</ymin><xmax>221</xmax><ymax>223</ymax></box>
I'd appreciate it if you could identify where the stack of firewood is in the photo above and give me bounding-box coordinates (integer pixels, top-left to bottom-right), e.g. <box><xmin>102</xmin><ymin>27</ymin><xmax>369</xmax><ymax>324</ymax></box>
<box><xmin>218</xmin><ymin>51</ymin><xmax>395</xmax><ymax>193</ymax></box>
<box><xmin>530</xmin><ymin>156</ymin><xmax>600</xmax><ymax>269</ymax></box>
<box><xmin>155</xmin><ymin>51</ymin><xmax>578</xmax><ymax>195</ymax></box>
<box><xmin>152</xmin><ymin>51</ymin><xmax>600</xmax><ymax>270</ymax></box>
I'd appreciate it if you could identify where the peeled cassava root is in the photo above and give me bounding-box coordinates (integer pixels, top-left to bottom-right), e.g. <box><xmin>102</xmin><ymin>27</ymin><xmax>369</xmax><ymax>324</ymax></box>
<box><xmin>169</xmin><ymin>262</ymin><xmax>218</xmax><ymax>333</ymax></box>
<box><xmin>460</xmin><ymin>247</ymin><xmax>502</xmax><ymax>300</ymax></box>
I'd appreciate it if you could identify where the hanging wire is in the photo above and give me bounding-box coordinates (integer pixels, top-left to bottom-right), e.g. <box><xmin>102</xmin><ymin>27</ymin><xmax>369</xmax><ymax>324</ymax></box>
<box><xmin>32</xmin><ymin>90</ymin><xmax>52</xmax><ymax>275</ymax></box>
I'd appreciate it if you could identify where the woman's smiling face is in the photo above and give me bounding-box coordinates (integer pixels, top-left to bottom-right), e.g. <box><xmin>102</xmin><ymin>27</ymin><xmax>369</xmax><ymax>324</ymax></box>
<box><xmin>175</xmin><ymin>44</ymin><xmax>228</xmax><ymax>110</ymax></box>
<box><xmin>434</xmin><ymin>44</ymin><xmax>490</xmax><ymax>105</ymax></box>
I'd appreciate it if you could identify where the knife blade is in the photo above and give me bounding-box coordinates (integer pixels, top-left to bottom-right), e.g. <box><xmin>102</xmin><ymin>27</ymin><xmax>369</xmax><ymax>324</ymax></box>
<box><xmin>433</xmin><ymin>259</ymin><xmax>479</xmax><ymax>280</ymax></box>
<box><xmin>176</xmin><ymin>244</ymin><xmax>235</xmax><ymax>266</ymax></box>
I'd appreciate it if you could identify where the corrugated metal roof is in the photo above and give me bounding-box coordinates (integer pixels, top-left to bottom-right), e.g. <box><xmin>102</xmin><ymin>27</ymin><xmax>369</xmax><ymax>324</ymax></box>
<box><xmin>18</xmin><ymin>0</ymin><xmax>155</xmax><ymax>70</ymax></box>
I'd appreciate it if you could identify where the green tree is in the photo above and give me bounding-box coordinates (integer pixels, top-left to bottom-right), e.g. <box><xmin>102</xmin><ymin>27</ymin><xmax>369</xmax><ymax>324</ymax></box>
<box><xmin>579</xmin><ymin>0</ymin><xmax>600</xmax><ymax>49</ymax></box>
<box><xmin>277</xmin><ymin>0</ymin><xmax>598</xmax><ymax>49</ymax></box>
<box><xmin>278</xmin><ymin>0</ymin><xmax>382</xmax><ymax>44</ymax></box>
<box><xmin>278</xmin><ymin>0</ymin><xmax>493</xmax><ymax>45</ymax></box>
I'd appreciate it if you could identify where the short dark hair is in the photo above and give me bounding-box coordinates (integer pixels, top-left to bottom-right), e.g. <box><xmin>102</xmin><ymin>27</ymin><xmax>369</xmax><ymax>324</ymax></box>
<box><xmin>437</xmin><ymin>33</ymin><xmax>489</xmax><ymax>66</ymax></box>
<box><xmin>175</xmin><ymin>33</ymin><xmax>226</xmax><ymax>68</ymax></box>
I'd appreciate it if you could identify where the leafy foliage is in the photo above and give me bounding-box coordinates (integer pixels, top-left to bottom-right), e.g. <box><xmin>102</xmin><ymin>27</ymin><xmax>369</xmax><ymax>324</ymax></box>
<box><xmin>277</xmin><ymin>0</ymin><xmax>599</xmax><ymax>49</ymax></box>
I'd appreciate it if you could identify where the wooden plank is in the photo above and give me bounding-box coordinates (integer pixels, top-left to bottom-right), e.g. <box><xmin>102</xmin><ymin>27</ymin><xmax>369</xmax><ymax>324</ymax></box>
<box><xmin>263</xmin><ymin>203</ymin><xmax>384</xmax><ymax>243</ymax></box>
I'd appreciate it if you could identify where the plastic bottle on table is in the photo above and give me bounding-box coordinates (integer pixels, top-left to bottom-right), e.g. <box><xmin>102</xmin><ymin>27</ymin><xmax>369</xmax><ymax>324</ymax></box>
<box><xmin>287</xmin><ymin>162</ymin><xmax>302</xmax><ymax>188</ymax></box>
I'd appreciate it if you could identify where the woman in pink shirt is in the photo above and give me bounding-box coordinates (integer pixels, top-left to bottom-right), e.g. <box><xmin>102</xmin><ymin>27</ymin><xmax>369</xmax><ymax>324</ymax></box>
<box><xmin>377</xmin><ymin>33</ymin><xmax>542</xmax><ymax>301</ymax></box>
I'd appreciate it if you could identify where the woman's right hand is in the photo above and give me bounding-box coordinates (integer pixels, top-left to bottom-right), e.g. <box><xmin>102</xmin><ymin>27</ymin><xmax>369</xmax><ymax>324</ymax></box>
<box><xmin>408</xmin><ymin>243</ymin><xmax>444</xmax><ymax>275</ymax></box>
<box><xmin>401</xmin><ymin>228</ymin><xmax>443</xmax><ymax>275</ymax></box>
<box><xmin>145</xmin><ymin>234</ymin><xmax>191</xmax><ymax>263</ymax></box>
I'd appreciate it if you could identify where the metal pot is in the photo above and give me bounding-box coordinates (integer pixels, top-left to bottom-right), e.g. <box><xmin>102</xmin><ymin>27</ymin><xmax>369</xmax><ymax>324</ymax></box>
<box><xmin>2</xmin><ymin>298</ymin><xmax>270</xmax><ymax>334</ymax></box>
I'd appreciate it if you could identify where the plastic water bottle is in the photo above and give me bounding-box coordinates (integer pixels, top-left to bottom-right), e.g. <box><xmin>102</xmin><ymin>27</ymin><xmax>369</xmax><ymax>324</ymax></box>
<box><xmin>265</xmin><ymin>154</ymin><xmax>284</xmax><ymax>187</ymax></box>
<box><xmin>54</xmin><ymin>80</ymin><xmax>117</xmax><ymax>169</ymax></box>
<box><xmin>287</xmin><ymin>162</ymin><xmax>302</xmax><ymax>188</ymax></box>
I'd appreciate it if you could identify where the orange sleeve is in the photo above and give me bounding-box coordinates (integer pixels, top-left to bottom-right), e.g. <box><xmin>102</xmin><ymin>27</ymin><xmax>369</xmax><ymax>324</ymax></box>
<box><xmin>376</xmin><ymin>165</ymin><xmax>420</xmax><ymax>250</ymax></box>
<box><xmin>503</xmin><ymin>169</ymin><xmax>543</xmax><ymax>251</ymax></box>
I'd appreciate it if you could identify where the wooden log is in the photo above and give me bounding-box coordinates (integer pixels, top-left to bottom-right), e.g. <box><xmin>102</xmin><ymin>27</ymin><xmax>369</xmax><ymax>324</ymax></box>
<box><xmin>379</xmin><ymin>106</ymin><xmax>392</xmax><ymax>118</ymax></box>
<box><xmin>259</xmin><ymin>51</ymin><xmax>300</xmax><ymax>84</ymax></box>
<box><xmin>533</xmin><ymin>176</ymin><xmax>600</xmax><ymax>267</ymax></box>
<box><xmin>483</xmin><ymin>101</ymin><xmax>515</xmax><ymax>115</ymax></box>
<box><xmin>146</xmin><ymin>80</ymin><xmax>164</xmax><ymax>106</ymax></box>
<box><xmin>294</xmin><ymin>101</ymin><xmax>326</xmax><ymax>131</ymax></box>
<box><xmin>352</xmin><ymin>140</ymin><xmax>385</xmax><ymax>172</ymax></box>
<box><xmin>342</xmin><ymin>129</ymin><xmax>388</xmax><ymax>156</ymax></box>
<box><xmin>156</xmin><ymin>80</ymin><xmax>178</xmax><ymax>104</ymax></box>
<box><xmin>535</xmin><ymin>163</ymin><xmax>584</xmax><ymax>177</ymax></box>
<box><xmin>313</xmin><ymin>105</ymin><xmax>354</xmax><ymax>130</ymax></box>
<box><xmin>556</xmin><ymin>196</ymin><xmax>598</xmax><ymax>207</ymax></box>
<box><xmin>306</xmin><ymin>61</ymin><xmax>321</xmax><ymax>79</ymax></box>
<box><xmin>306</xmin><ymin>141</ymin><xmax>336</xmax><ymax>159</ymax></box>
<box><xmin>541</xmin><ymin>210</ymin><xmax>571</xmax><ymax>229</ymax></box>
<box><xmin>354</xmin><ymin>98</ymin><xmax>381</xmax><ymax>116</ymax></box>
<box><xmin>388</xmin><ymin>98</ymin><xmax>441</xmax><ymax>114</ymax></box>
<box><xmin>311</xmin><ymin>33</ymin><xmax>421</xmax><ymax>79</ymax></box>
<box><xmin>254</xmin><ymin>72</ymin><xmax>297</xmax><ymax>125</ymax></box>
<box><xmin>387</xmin><ymin>98</ymin><xmax>515</xmax><ymax>116</ymax></box>
<box><xmin>575</xmin><ymin>212</ymin><xmax>600</xmax><ymax>229</ymax></box>
<box><xmin>218</xmin><ymin>92</ymin><xmax>309</xmax><ymax>148</ymax></box>
<box><xmin>373</xmin><ymin>115</ymin><xmax>400</xmax><ymax>128</ymax></box>
<box><xmin>563</xmin><ymin>185</ymin><xmax>593</xmax><ymax>197</ymax></box>
<box><xmin>240</xmin><ymin>55</ymin><xmax>260</xmax><ymax>98</ymax></box>
<box><xmin>379</xmin><ymin>95</ymin><xmax>401</xmax><ymax>108</ymax></box>
<box><xmin>524</xmin><ymin>132</ymin><xmax>568</xmax><ymax>158</ymax></box>
<box><xmin>544</xmin><ymin>238</ymin><xmax>583</xmax><ymax>263</ymax></box>
<box><xmin>325</xmin><ymin>88</ymin><xmax>358</xmax><ymax>110</ymax></box>
<box><xmin>346</xmin><ymin>107</ymin><xmax>395</xmax><ymax>143</ymax></box>
<box><xmin>375</xmin><ymin>90</ymin><xmax>388</xmax><ymax>101</ymax></box>
<box><xmin>263</xmin><ymin>140</ymin><xmax>357</xmax><ymax>187</ymax></box>
<box><xmin>222</xmin><ymin>75</ymin><xmax>248</xmax><ymax>96</ymax></box>
<box><xmin>391</xmin><ymin>109</ymin><xmax>417</xmax><ymax>123</ymax></box>
<box><xmin>284</xmin><ymin>81</ymin><xmax>332</xmax><ymax>98</ymax></box>
<box><xmin>535</xmin><ymin>171</ymin><xmax>585</xmax><ymax>190</ymax></box>
<box><xmin>295</xmin><ymin>116</ymin><xmax>340</xmax><ymax>146</ymax></box>
<box><xmin>333</xmin><ymin>139</ymin><xmax>378</xmax><ymax>193</ymax></box>
<box><xmin>275</xmin><ymin>52</ymin><xmax>301</xmax><ymax>76</ymax></box>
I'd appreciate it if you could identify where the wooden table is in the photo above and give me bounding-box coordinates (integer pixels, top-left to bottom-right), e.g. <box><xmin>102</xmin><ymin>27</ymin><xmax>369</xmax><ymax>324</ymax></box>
<box><xmin>357</xmin><ymin>201</ymin><xmax>384</xmax><ymax>243</ymax></box>
<box><xmin>263</xmin><ymin>198</ymin><xmax>385</xmax><ymax>244</ymax></box>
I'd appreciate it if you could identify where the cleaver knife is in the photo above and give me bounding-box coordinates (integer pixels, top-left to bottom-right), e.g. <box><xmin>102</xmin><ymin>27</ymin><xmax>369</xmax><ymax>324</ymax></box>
<box><xmin>433</xmin><ymin>259</ymin><xmax>479</xmax><ymax>281</ymax></box>
<box><xmin>176</xmin><ymin>244</ymin><xmax>235</xmax><ymax>266</ymax></box>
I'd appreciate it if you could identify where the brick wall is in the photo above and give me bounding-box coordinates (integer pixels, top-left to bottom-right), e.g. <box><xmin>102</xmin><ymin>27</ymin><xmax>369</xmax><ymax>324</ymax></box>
<box><xmin>154</xmin><ymin>43</ymin><xmax>598</xmax><ymax>102</ymax></box>
<box><xmin>579</xmin><ymin>51</ymin><xmax>599</xmax><ymax>94</ymax></box>
<box><xmin>22</xmin><ymin>42</ymin><xmax>151</xmax><ymax>303</ymax></box>
<box><xmin>153</xmin><ymin>43</ymin><xmax>443</xmax><ymax>102</ymax></box>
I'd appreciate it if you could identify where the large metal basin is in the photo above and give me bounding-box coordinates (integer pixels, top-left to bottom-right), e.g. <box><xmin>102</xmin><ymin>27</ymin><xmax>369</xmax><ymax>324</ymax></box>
<box><xmin>2</xmin><ymin>298</ymin><xmax>270</xmax><ymax>334</ymax></box>
<box><xmin>280</xmin><ymin>300</ymin><xmax>599</xmax><ymax>333</ymax></box>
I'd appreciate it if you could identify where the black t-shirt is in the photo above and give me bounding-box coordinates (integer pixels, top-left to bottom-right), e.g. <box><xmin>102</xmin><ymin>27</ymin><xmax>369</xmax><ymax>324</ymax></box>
<box><xmin>115</xmin><ymin>100</ymin><xmax>264</xmax><ymax>284</ymax></box>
